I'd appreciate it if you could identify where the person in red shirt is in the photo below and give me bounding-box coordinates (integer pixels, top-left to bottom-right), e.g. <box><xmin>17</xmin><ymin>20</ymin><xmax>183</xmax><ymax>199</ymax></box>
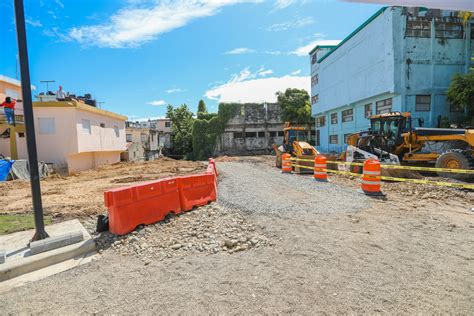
<box><xmin>1</xmin><ymin>97</ymin><xmax>16</xmax><ymax>125</ymax></box>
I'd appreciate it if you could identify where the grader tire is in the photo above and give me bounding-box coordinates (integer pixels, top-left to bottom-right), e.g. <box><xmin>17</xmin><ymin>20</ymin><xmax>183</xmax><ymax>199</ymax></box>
<box><xmin>435</xmin><ymin>149</ymin><xmax>474</xmax><ymax>181</ymax></box>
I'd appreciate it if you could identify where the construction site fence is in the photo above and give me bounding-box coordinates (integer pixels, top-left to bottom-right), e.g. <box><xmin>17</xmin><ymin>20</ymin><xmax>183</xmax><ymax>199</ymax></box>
<box><xmin>288</xmin><ymin>158</ymin><xmax>474</xmax><ymax>190</ymax></box>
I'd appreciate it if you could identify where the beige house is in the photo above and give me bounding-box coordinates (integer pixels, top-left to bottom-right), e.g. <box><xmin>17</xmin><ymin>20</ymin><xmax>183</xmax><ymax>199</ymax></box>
<box><xmin>123</xmin><ymin>123</ymin><xmax>159</xmax><ymax>161</ymax></box>
<box><xmin>154</xmin><ymin>118</ymin><xmax>172</xmax><ymax>148</ymax></box>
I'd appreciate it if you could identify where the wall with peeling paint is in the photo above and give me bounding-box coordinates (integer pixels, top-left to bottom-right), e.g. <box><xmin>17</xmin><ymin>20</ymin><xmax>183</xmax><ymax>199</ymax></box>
<box><xmin>311</xmin><ymin>6</ymin><xmax>473</xmax><ymax>153</ymax></box>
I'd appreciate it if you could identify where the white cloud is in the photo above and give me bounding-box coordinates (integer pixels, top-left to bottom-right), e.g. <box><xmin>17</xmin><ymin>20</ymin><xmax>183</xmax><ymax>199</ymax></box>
<box><xmin>257</xmin><ymin>68</ymin><xmax>273</xmax><ymax>77</ymax></box>
<box><xmin>264</xmin><ymin>50</ymin><xmax>283</xmax><ymax>55</ymax></box>
<box><xmin>274</xmin><ymin>0</ymin><xmax>297</xmax><ymax>9</ymax></box>
<box><xmin>292</xmin><ymin>34</ymin><xmax>341</xmax><ymax>56</ymax></box>
<box><xmin>205</xmin><ymin>68</ymin><xmax>309</xmax><ymax>103</ymax></box>
<box><xmin>147</xmin><ymin>100</ymin><xmax>167</xmax><ymax>106</ymax></box>
<box><xmin>290</xmin><ymin>69</ymin><xmax>301</xmax><ymax>75</ymax></box>
<box><xmin>267</xmin><ymin>17</ymin><xmax>314</xmax><ymax>32</ymax></box>
<box><xmin>68</xmin><ymin>0</ymin><xmax>262</xmax><ymax>48</ymax></box>
<box><xmin>166</xmin><ymin>88</ymin><xmax>184</xmax><ymax>93</ymax></box>
<box><xmin>224</xmin><ymin>47</ymin><xmax>255</xmax><ymax>55</ymax></box>
<box><xmin>54</xmin><ymin>0</ymin><xmax>64</xmax><ymax>9</ymax></box>
<box><xmin>26</xmin><ymin>18</ymin><xmax>42</xmax><ymax>27</ymax></box>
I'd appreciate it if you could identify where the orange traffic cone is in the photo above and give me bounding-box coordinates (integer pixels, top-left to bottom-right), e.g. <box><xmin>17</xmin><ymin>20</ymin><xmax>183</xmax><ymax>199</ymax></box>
<box><xmin>361</xmin><ymin>158</ymin><xmax>385</xmax><ymax>197</ymax></box>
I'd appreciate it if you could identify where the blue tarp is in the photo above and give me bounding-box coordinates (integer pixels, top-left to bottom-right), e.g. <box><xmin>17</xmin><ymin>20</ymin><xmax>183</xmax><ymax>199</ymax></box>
<box><xmin>0</xmin><ymin>159</ymin><xmax>14</xmax><ymax>181</ymax></box>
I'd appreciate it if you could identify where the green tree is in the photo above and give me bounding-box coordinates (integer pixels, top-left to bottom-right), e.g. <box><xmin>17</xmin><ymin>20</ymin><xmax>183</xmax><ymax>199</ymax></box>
<box><xmin>197</xmin><ymin>99</ymin><xmax>208</xmax><ymax>114</ymax></box>
<box><xmin>276</xmin><ymin>88</ymin><xmax>312</xmax><ymax>124</ymax></box>
<box><xmin>447</xmin><ymin>72</ymin><xmax>474</xmax><ymax>119</ymax></box>
<box><xmin>166</xmin><ymin>104</ymin><xmax>195</xmax><ymax>158</ymax></box>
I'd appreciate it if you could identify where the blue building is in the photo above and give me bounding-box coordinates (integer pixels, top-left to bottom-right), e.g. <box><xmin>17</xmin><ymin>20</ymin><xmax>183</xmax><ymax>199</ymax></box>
<box><xmin>310</xmin><ymin>6</ymin><xmax>474</xmax><ymax>153</ymax></box>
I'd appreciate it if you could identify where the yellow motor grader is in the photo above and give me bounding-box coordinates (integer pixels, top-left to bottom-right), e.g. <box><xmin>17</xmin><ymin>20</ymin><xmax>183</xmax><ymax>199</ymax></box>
<box><xmin>343</xmin><ymin>112</ymin><xmax>474</xmax><ymax>180</ymax></box>
<box><xmin>273</xmin><ymin>122</ymin><xmax>318</xmax><ymax>174</ymax></box>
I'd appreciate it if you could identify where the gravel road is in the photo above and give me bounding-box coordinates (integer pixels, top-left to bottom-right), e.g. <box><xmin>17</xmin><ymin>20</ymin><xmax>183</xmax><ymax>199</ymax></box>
<box><xmin>218</xmin><ymin>161</ymin><xmax>368</xmax><ymax>215</ymax></box>
<box><xmin>1</xmin><ymin>160</ymin><xmax>473</xmax><ymax>314</ymax></box>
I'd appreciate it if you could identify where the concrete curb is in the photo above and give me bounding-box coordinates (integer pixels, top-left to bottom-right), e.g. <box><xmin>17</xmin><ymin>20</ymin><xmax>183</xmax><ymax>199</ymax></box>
<box><xmin>0</xmin><ymin>239</ymin><xmax>96</xmax><ymax>282</ymax></box>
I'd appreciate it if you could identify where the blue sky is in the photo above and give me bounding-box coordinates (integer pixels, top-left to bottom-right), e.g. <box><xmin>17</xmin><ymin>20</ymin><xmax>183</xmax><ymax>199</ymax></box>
<box><xmin>0</xmin><ymin>0</ymin><xmax>382</xmax><ymax>120</ymax></box>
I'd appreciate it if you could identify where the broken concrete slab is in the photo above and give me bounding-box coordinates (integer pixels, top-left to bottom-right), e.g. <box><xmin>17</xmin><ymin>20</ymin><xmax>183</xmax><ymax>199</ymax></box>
<box><xmin>30</xmin><ymin>230</ymin><xmax>84</xmax><ymax>255</ymax></box>
<box><xmin>0</xmin><ymin>219</ymin><xmax>96</xmax><ymax>283</ymax></box>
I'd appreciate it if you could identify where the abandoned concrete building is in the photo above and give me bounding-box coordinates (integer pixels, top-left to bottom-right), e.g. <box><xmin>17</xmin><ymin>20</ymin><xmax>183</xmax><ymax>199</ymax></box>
<box><xmin>215</xmin><ymin>103</ymin><xmax>314</xmax><ymax>155</ymax></box>
<box><xmin>123</xmin><ymin>121</ymin><xmax>160</xmax><ymax>162</ymax></box>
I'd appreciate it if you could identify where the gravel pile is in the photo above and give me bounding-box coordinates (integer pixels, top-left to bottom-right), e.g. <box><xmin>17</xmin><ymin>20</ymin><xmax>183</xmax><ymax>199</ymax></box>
<box><xmin>217</xmin><ymin>161</ymin><xmax>369</xmax><ymax>215</ymax></box>
<box><xmin>87</xmin><ymin>203</ymin><xmax>272</xmax><ymax>264</ymax></box>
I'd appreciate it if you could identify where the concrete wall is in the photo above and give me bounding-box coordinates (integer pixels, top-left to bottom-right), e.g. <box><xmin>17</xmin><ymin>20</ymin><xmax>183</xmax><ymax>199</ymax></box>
<box><xmin>394</xmin><ymin>9</ymin><xmax>473</xmax><ymax>126</ymax></box>
<box><xmin>0</xmin><ymin>100</ymin><xmax>126</xmax><ymax>174</ymax></box>
<box><xmin>311</xmin><ymin>7</ymin><xmax>395</xmax><ymax>116</ymax></box>
<box><xmin>67</xmin><ymin>152</ymin><xmax>95</xmax><ymax>174</ymax></box>
<box><xmin>75</xmin><ymin>107</ymin><xmax>125</xmax><ymax>153</ymax></box>
<box><xmin>311</xmin><ymin>7</ymin><xmax>473</xmax><ymax>153</ymax></box>
<box><xmin>215</xmin><ymin>103</ymin><xmax>285</xmax><ymax>155</ymax></box>
<box><xmin>124</xmin><ymin>127</ymin><xmax>160</xmax><ymax>161</ymax></box>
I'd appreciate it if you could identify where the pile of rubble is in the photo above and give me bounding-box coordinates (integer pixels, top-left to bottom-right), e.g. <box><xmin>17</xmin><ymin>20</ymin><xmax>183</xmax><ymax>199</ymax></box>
<box><xmin>90</xmin><ymin>203</ymin><xmax>272</xmax><ymax>264</ymax></box>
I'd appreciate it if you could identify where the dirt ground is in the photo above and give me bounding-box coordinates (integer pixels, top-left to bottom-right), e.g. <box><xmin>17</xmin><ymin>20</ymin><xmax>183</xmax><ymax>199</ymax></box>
<box><xmin>0</xmin><ymin>157</ymin><xmax>206</xmax><ymax>219</ymax></box>
<box><xmin>1</xmin><ymin>157</ymin><xmax>473</xmax><ymax>313</ymax></box>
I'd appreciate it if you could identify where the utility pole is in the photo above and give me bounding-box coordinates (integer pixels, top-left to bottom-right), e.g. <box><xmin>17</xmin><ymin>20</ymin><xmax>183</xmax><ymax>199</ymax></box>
<box><xmin>14</xmin><ymin>0</ymin><xmax>49</xmax><ymax>241</ymax></box>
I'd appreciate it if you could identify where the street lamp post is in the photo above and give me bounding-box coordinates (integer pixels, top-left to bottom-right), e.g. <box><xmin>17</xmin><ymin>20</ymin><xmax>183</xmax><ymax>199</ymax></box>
<box><xmin>14</xmin><ymin>0</ymin><xmax>49</xmax><ymax>241</ymax></box>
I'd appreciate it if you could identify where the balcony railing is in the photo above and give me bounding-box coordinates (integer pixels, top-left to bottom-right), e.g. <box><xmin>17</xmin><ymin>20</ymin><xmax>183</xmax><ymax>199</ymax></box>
<box><xmin>0</xmin><ymin>109</ymin><xmax>25</xmax><ymax>126</ymax></box>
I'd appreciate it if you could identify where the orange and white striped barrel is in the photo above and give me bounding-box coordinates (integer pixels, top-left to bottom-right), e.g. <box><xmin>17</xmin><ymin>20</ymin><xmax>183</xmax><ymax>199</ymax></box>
<box><xmin>313</xmin><ymin>155</ymin><xmax>328</xmax><ymax>182</ymax></box>
<box><xmin>361</xmin><ymin>158</ymin><xmax>384</xmax><ymax>196</ymax></box>
<box><xmin>281</xmin><ymin>153</ymin><xmax>292</xmax><ymax>174</ymax></box>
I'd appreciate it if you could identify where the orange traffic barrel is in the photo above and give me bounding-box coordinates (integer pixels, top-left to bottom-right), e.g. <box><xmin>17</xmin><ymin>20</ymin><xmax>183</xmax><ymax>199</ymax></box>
<box><xmin>281</xmin><ymin>153</ymin><xmax>292</xmax><ymax>174</ymax></box>
<box><xmin>361</xmin><ymin>158</ymin><xmax>384</xmax><ymax>196</ymax></box>
<box><xmin>314</xmin><ymin>155</ymin><xmax>328</xmax><ymax>182</ymax></box>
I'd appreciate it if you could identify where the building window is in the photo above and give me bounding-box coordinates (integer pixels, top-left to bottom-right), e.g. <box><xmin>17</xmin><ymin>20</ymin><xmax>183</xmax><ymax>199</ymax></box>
<box><xmin>315</xmin><ymin>116</ymin><xmax>326</xmax><ymax>128</ymax></box>
<box><xmin>126</xmin><ymin>133</ymin><xmax>132</xmax><ymax>142</ymax></box>
<box><xmin>165</xmin><ymin>121</ymin><xmax>171</xmax><ymax>128</ymax></box>
<box><xmin>269</xmin><ymin>131</ymin><xmax>277</xmax><ymax>137</ymax></box>
<box><xmin>342</xmin><ymin>109</ymin><xmax>353</xmax><ymax>122</ymax></box>
<box><xmin>18</xmin><ymin>133</ymin><xmax>25</xmax><ymax>138</ymax></box>
<box><xmin>38</xmin><ymin>118</ymin><xmax>56</xmax><ymax>135</ymax></box>
<box><xmin>329</xmin><ymin>135</ymin><xmax>338</xmax><ymax>144</ymax></box>
<box><xmin>364</xmin><ymin>104</ymin><xmax>372</xmax><ymax>118</ymax></box>
<box><xmin>435</xmin><ymin>22</ymin><xmax>463</xmax><ymax>39</ymax></box>
<box><xmin>311</xmin><ymin>94</ymin><xmax>319</xmax><ymax>104</ymax></box>
<box><xmin>245</xmin><ymin>132</ymin><xmax>257</xmax><ymax>138</ymax></box>
<box><xmin>140</xmin><ymin>133</ymin><xmax>147</xmax><ymax>142</ymax></box>
<box><xmin>315</xmin><ymin>130</ymin><xmax>320</xmax><ymax>146</ymax></box>
<box><xmin>344</xmin><ymin>134</ymin><xmax>352</xmax><ymax>144</ymax></box>
<box><xmin>277</xmin><ymin>131</ymin><xmax>284</xmax><ymax>137</ymax></box>
<box><xmin>234</xmin><ymin>132</ymin><xmax>243</xmax><ymax>138</ymax></box>
<box><xmin>257</xmin><ymin>131</ymin><xmax>265</xmax><ymax>138</ymax></box>
<box><xmin>406</xmin><ymin>19</ymin><xmax>431</xmax><ymax>38</ymax></box>
<box><xmin>311</xmin><ymin>74</ymin><xmax>319</xmax><ymax>86</ymax></box>
<box><xmin>81</xmin><ymin>119</ymin><xmax>91</xmax><ymax>134</ymax></box>
<box><xmin>311</xmin><ymin>53</ymin><xmax>317</xmax><ymax>65</ymax></box>
<box><xmin>415</xmin><ymin>95</ymin><xmax>431</xmax><ymax>112</ymax></box>
<box><xmin>330</xmin><ymin>113</ymin><xmax>338</xmax><ymax>124</ymax></box>
<box><xmin>376</xmin><ymin>98</ymin><xmax>392</xmax><ymax>114</ymax></box>
<box><xmin>114</xmin><ymin>126</ymin><xmax>120</xmax><ymax>137</ymax></box>
<box><xmin>100</xmin><ymin>123</ymin><xmax>106</xmax><ymax>128</ymax></box>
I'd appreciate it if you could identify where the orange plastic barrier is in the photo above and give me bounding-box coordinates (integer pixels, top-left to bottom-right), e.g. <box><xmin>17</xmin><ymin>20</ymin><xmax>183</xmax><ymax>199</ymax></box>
<box><xmin>282</xmin><ymin>153</ymin><xmax>292</xmax><ymax>173</ymax></box>
<box><xmin>208</xmin><ymin>158</ymin><xmax>218</xmax><ymax>177</ymax></box>
<box><xmin>313</xmin><ymin>155</ymin><xmax>328</xmax><ymax>182</ymax></box>
<box><xmin>104</xmin><ymin>161</ymin><xmax>218</xmax><ymax>235</ymax></box>
<box><xmin>361</xmin><ymin>158</ymin><xmax>384</xmax><ymax>196</ymax></box>
<box><xmin>104</xmin><ymin>178</ymin><xmax>182</xmax><ymax>235</ymax></box>
<box><xmin>178</xmin><ymin>173</ymin><xmax>217</xmax><ymax>212</ymax></box>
